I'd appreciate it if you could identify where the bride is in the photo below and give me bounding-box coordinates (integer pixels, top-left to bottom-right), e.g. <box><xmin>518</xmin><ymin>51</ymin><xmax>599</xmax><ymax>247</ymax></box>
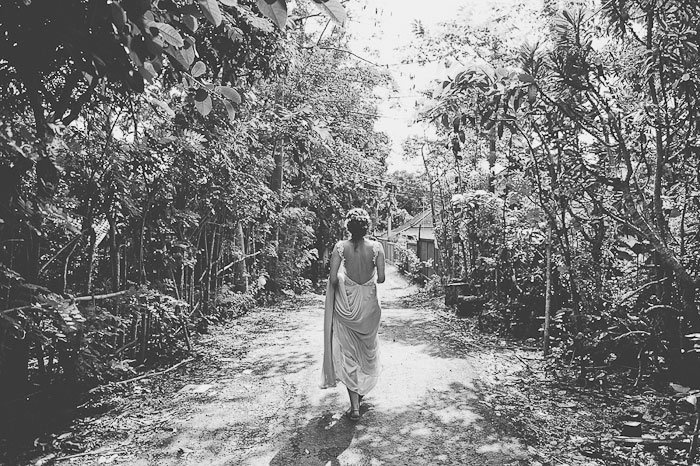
<box><xmin>321</xmin><ymin>208</ymin><xmax>386</xmax><ymax>421</ymax></box>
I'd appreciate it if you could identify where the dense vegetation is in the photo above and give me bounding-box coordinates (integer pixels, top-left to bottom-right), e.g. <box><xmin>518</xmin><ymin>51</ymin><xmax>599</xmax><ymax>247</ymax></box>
<box><xmin>3</xmin><ymin>0</ymin><xmax>700</xmax><ymax>462</ymax></box>
<box><xmin>411</xmin><ymin>0</ymin><xmax>700</xmax><ymax>390</ymax></box>
<box><xmin>0</xmin><ymin>0</ymin><xmax>392</xmax><ymax>434</ymax></box>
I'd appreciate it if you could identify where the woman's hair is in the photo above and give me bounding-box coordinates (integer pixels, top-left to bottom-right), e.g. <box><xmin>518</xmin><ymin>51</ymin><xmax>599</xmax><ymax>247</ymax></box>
<box><xmin>345</xmin><ymin>208</ymin><xmax>371</xmax><ymax>242</ymax></box>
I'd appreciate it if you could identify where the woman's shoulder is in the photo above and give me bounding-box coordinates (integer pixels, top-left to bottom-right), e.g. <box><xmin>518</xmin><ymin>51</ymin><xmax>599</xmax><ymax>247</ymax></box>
<box><xmin>371</xmin><ymin>239</ymin><xmax>384</xmax><ymax>251</ymax></box>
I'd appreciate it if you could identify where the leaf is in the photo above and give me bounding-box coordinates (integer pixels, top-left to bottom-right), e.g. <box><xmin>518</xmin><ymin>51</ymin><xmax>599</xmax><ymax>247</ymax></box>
<box><xmin>191</xmin><ymin>61</ymin><xmax>206</xmax><ymax>77</ymax></box>
<box><xmin>312</xmin><ymin>124</ymin><xmax>333</xmax><ymax>142</ymax></box>
<box><xmin>145</xmin><ymin>35</ymin><xmax>164</xmax><ymax>57</ymax></box>
<box><xmin>152</xmin><ymin>22</ymin><xmax>185</xmax><ymax>48</ymax></box>
<box><xmin>139</xmin><ymin>62</ymin><xmax>157</xmax><ymax>82</ymax></box>
<box><xmin>194</xmin><ymin>89</ymin><xmax>213</xmax><ymax>116</ymax></box>
<box><xmin>224</xmin><ymin>101</ymin><xmax>236</xmax><ymax>122</ymax></box>
<box><xmin>527</xmin><ymin>83</ymin><xmax>537</xmax><ymax>104</ymax></box>
<box><xmin>148</xmin><ymin>96</ymin><xmax>176</xmax><ymax>118</ymax></box>
<box><xmin>219</xmin><ymin>0</ymin><xmax>238</xmax><ymax>5</ymax></box>
<box><xmin>165</xmin><ymin>47</ymin><xmax>189</xmax><ymax>70</ymax></box>
<box><xmin>216</xmin><ymin>86</ymin><xmax>241</xmax><ymax>103</ymax></box>
<box><xmin>182</xmin><ymin>40</ymin><xmax>196</xmax><ymax>68</ymax></box>
<box><xmin>311</xmin><ymin>0</ymin><xmax>346</xmax><ymax>27</ymax></box>
<box><xmin>110</xmin><ymin>3</ymin><xmax>127</xmax><ymax>29</ymax></box>
<box><xmin>518</xmin><ymin>73</ymin><xmax>535</xmax><ymax>83</ymax></box>
<box><xmin>183</xmin><ymin>14</ymin><xmax>199</xmax><ymax>32</ymax></box>
<box><xmin>670</xmin><ymin>382</ymin><xmax>691</xmax><ymax>394</ymax></box>
<box><xmin>248</xmin><ymin>15</ymin><xmax>275</xmax><ymax>33</ymax></box>
<box><xmin>256</xmin><ymin>0</ymin><xmax>287</xmax><ymax>30</ymax></box>
<box><xmin>199</xmin><ymin>0</ymin><xmax>223</xmax><ymax>27</ymax></box>
<box><xmin>228</xmin><ymin>27</ymin><xmax>244</xmax><ymax>41</ymax></box>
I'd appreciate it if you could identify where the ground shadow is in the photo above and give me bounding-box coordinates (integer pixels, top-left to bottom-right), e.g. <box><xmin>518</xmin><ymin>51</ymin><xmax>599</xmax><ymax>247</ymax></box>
<box><xmin>346</xmin><ymin>382</ymin><xmax>528</xmax><ymax>465</ymax></box>
<box><xmin>380</xmin><ymin>308</ymin><xmax>476</xmax><ymax>360</ymax></box>
<box><xmin>269</xmin><ymin>412</ymin><xmax>356</xmax><ymax>466</ymax></box>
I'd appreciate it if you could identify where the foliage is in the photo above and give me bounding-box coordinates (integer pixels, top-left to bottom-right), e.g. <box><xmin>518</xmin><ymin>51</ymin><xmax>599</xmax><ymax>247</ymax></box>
<box><xmin>393</xmin><ymin>238</ymin><xmax>427</xmax><ymax>284</ymax></box>
<box><xmin>410</xmin><ymin>0</ymin><xmax>700</xmax><ymax>390</ymax></box>
<box><xmin>421</xmin><ymin>274</ymin><xmax>444</xmax><ymax>297</ymax></box>
<box><xmin>0</xmin><ymin>0</ymin><xmax>391</xmax><ymax>422</ymax></box>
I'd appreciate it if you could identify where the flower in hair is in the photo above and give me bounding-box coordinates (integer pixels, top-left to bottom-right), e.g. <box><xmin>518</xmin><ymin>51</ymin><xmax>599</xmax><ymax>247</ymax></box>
<box><xmin>344</xmin><ymin>208</ymin><xmax>371</xmax><ymax>229</ymax></box>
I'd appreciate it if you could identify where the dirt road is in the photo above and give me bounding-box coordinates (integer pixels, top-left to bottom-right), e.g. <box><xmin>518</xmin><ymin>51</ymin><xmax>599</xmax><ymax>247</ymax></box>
<box><xmin>64</xmin><ymin>266</ymin><xmax>528</xmax><ymax>466</ymax></box>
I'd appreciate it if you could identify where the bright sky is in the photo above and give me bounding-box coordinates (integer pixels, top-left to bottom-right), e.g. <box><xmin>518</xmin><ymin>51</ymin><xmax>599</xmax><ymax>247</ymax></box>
<box><xmin>342</xmin><ymin>0</ymin><xmax>543</xmax><ymax>173</ymax></box>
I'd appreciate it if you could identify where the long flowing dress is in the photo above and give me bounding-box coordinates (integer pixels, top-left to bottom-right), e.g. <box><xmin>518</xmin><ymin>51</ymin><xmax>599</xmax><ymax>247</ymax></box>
<box><xmin>321</xmin><ymin>241</ymin><xmax>382</xmax><ymax>395</ymax></box>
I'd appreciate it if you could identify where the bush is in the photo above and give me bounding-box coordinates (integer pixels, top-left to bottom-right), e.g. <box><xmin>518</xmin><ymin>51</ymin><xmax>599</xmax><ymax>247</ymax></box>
<box><xmin>394</xmin><ymin>239</ymin><xmax>424</xmax><ymax>284</ymax></box>
<box><xmin>214</xmin><ymin>284</ymin><xmax>257</xmax><ymax>318</ymax></box>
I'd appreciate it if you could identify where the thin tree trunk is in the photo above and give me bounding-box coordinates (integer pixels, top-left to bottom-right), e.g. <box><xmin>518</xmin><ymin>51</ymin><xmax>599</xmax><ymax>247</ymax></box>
<box><xmin>421</xmin><ymin>145</ymin><xmax>443</xmax><ymax>275</ymax></box>
<box><xmin>544</xmin><ymin>223</ymin><xmax>553</xmax><ymax>356</ymax></box>
<box><xmin>108</xmin><ymin>211</ymin><xmax>120</xmax><ymax>292</ymax></box>
<box><xmin>62</xmin><ymin>240</ymin><xmax>78</xmax><ymax>294</ymax></box>
<box><xmin>138</xmin><ymin>203</ymin><xmax>149</xmax><ymax>285</ymax></box>
<box><xmin>85</xmin><ymin>222</ymin><xmax>96</xmax><ymax>294</ymax></box>
<box><xmin>268</xmin><ymin>138</ymin><xmax>283</xmax><ymax>291</ymax></box>
<box><xmin>234</xmin><ymin>222</ymin><xmax>249</xmax><ymax>292</ymax></box>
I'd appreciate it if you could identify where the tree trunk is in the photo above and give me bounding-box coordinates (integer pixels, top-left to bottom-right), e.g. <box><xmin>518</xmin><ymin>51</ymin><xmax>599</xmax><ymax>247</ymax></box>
<box><xmin>62</xmin><ymin>240</ymin><xmax>78</xmax><ymax>294</ymax></box>
<box><xmin>268</xmin><ymin>139</ymin><xmax>283</xmax><ymax>291</ymax></box>
<box><xmin>138</xmin><ymin>202</ymin><xmax>150</xmax><ymax>285</ymax></box>
<box><xmin>85</xmin><ymin>209</ymin><xmax>96</xmax><ymax>293</ymax></box>
<box><xmin>234</xmin><ymin>222</ymin><xmax>248</xmax><ymax>292</ymax></box>
<box><xmin>421</xmin><ymin>145</ymin><xmax>443</xmax><ymax>276</ymax></box>
<box><xmin>544</xmin><ymin>223</ymin><xmax>553</xmax><ymax>355</ymax></box>
<box><xmin>108</xmin><ymin>211</ymin><xmax>120</xmax><ymax>292</ymax></box>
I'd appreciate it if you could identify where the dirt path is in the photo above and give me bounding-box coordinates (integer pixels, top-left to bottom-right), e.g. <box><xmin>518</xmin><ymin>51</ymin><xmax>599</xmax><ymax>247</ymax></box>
<box><xmin>62</xmin><ymin>266</ymin><xmax>529</xmax><ymax>466</ymax></box>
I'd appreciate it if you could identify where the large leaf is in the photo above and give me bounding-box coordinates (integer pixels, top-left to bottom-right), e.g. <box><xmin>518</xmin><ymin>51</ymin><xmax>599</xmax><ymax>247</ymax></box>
<box><xmin>151</xmin><ymin>22</ymin><xmax>185</xmax><ymax>48</ymax></box>
<box><xmin>199</xmin><ymin>0</ymin><xmax>223</xmax><ymax>27</ymax></box>
<box><xmin>164</xmin><ymin>46</ymin><xmax>189</xmax><ymax>71</ymax></box>
<box><xmin>194</xmin><ymin>89</ymin><xmax>213</xmax><ymax>116</ymax></box>
<box><xmin>311</xmin><ymin>0</ymin><xmax>346</xmax><ymax>27</ymax></box>
<box><xmin>256</xmin><ymin>0</ymin><xmax>287</xmax><ymax>30</ymax></box>
<box><xmin>139</xmin><ymin>62</ymin><xmax>156</xmax><ymax>82</ymax></box>
<box><xmin>248</xmin><ymin>15</ymin><xmax>275</xmax><ymax>33</ymax></box>
<box><xmin>216</xmin><ymin>86</ymin><xmax>241</xmax><ymax>104</ymax></box>
<box><xmin>224</xmin><ymin>100</ymin><xmax>236</xmax><ymax>122</ymax></box>
<box><xmin>192</xmin><ymin>61</ymin><xmax>206</xmax><ymax>77</ymax></box>
<box><xmin>219</xmin><ymin>0</ymin><xmax>238</xmax><ymax>5</ymax></box>
<box><xmin>182</xmin><ymin>39</ymin><xmax>197</xmax><ymax>67</ymax></box>
<box><xmin>183</xmin><ymin>14</ymin><xmax>199</xmax><ymax>32</ymax></box>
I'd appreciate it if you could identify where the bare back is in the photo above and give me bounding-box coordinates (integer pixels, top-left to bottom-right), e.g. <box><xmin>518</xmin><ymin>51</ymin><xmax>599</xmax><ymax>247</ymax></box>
<box><xmin>330</xmin><ymin>239</ymin><xmax>386</xmax><ymax>286</ymax></box>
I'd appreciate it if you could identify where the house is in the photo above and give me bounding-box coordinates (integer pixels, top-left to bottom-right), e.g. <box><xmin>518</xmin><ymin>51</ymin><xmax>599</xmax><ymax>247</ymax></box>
<box><xmin>377</xmin><ymin>210</ymin><xmax>439</xmax><ymax>278</ymax></box>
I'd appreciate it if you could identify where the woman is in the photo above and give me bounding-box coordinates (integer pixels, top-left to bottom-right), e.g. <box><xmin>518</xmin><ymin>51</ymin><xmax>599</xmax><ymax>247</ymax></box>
<box><xmin>321</xmin><ymin>208</ymin><xmax>386</xmax><ymax>421</ymax></box>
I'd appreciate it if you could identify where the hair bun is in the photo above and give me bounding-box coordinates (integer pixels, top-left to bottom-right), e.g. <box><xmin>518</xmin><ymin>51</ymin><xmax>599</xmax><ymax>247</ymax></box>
<box><xmin>344</xmin><ymin>208</ymin><xmax>371</xmax><ymax>239</ymax></box>
<box><xmin>345</xmin><ymin>208</ymin><xmax>371</xmax><ymax>223</ymax></box>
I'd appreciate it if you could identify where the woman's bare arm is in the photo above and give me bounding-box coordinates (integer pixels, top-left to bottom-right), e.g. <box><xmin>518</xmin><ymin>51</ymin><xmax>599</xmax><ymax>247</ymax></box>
<box><xmin>329</xmin><ymin>243</ymin><xmax>342</xmax><ymax>287</ymax></box>
<box><xmin>375</xmin><ymin>243</ymin><xmax>386</xmax><ymax>284</ymax></box>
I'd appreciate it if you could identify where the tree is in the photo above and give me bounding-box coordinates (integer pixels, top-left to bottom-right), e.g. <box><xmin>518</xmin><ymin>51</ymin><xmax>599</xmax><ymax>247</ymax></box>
<box><xmin>412</xmin><ymin>0</ymin><xmax>700</xmax><ymax>381</ymax></box>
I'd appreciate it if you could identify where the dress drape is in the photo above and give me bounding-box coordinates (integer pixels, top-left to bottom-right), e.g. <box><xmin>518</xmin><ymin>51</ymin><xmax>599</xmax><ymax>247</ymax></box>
<box><xmin>321</xmin><ymin>242</ymin><xmax>381</xmax><ymax>395</ymax></box>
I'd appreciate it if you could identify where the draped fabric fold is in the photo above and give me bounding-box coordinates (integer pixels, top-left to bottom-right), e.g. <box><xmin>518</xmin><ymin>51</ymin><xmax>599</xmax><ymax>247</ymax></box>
<box><xmin>321</xmin><ymin>263</ymin><xmax>381</xmax><ymax>395</ymax></box>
